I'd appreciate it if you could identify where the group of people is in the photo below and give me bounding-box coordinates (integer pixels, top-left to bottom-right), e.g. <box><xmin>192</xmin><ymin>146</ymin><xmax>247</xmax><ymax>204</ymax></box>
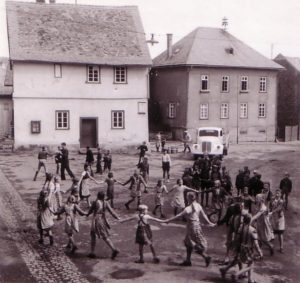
<box><xmin>34</xmin><ymin>141</ymin><xmax>292</xmax><ymax>283</ymax></box>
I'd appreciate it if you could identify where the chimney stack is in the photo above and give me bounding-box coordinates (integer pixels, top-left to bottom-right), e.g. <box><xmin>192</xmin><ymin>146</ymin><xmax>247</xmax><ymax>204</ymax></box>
<box><xmin>49</xmin><ymin>0</ymin><xmax>56</xmax><ymax>3</ymax></box>
<box><xmin>36</xmin><ymin>0</ymin><xmax>45</xmax><ymax>3</ymax></box>
<box><xmin>167</xmin><ymin>34</ymin><xmax>173</xmax><ymax>58</ymax></box>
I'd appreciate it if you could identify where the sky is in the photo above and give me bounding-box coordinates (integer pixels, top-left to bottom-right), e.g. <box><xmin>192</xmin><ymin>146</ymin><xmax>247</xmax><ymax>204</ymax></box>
<box><xmin>1</xmin><ymin>0</ymin><xmax>300</xmax><ymax>60</ymax></box>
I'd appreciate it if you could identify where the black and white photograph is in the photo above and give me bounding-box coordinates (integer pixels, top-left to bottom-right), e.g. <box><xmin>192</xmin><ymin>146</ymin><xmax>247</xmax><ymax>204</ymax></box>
<box><xmin>0</xmin><ymin>0</ymin><xmax>299</xmax><ymax>282</ymax></box>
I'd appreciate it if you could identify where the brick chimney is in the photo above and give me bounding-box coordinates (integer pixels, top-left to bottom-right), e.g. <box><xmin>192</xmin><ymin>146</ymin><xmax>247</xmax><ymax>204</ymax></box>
<box><xmin>167</xmin><ymin>34</ymin><xmax>173</xmax><ymax>58</ymax></box>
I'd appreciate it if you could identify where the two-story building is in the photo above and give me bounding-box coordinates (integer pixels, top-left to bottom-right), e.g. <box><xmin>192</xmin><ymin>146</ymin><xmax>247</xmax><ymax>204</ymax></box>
<box><xmin>6</xmin><ymin>1</ymin><xmax>151</xmax><ymax>149</ymax></box>
<box><xmin>150</xmin><ymin>27</ymin><xmax>283</xmax><ymax>143</ymax></box>
<box><xmin>274</xmin><ymin>54</ymin><xmax>300</xmax><ymax>141</ymax></box>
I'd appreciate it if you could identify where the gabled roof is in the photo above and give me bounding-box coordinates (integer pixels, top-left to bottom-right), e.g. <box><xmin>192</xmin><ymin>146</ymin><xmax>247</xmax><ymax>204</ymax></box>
<box><xmin>274</xmin><ymin>54</ymin><xmax>300</xmax><ymax>72</ymax></box>
<box><xmin>0</xmin><ymin>57</ymin><xmax>13</xmax><ymax>97</ymax></box>
<box><xmin>153</xmin><ymin>27</ymin><xmax>283</xmax><ymax>70</ymax></box>
<box><xmin>6</xmin><ymin>1</ymin><xmax>152</xmax><ymax>66</ymax></box>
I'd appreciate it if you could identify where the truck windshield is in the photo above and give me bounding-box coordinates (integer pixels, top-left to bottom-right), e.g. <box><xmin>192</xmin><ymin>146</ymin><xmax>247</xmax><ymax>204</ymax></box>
<box><xmin>199</xmin><ymin>130</ymin><xmax>219</xmax><ymax>137</ymax></box>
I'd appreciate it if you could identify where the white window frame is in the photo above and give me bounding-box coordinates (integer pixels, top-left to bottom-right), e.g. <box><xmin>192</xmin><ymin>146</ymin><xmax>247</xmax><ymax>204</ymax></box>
<box><xmin>111</xmin><ymin>110</ymin><xmax>125</xmax><ymax>129</ymax></box>
<box><xmin>56</xmin><ymin>110</ymin><xmax>70</xmax><ymax>130</ymax></box>
<box><xmin>258</xmin><ymin>103</ymin><xmax>266</xmax><ymax>118</ymax></box>
<box><xmin>259</xmin><ymin>77</ymin><xmax>267</xmax><ymax>93</ymax></box>
<box><xmin>87</xmin><ymin>65</ymin><xmax>100</xmax><ymax>83</ymax></box>
<box><xmin>138</xmin><ymin>102</ymin><xmax>147</xmax><ymax>114</ymax></box>
<box><xmin>220</xmin><ymin>103</ymin><xmax>229</xmax><ymax>119</ymax></box>
<box><xmin>240</xmin><ymin>103</ymin><xmax>248</xmax><ymax>118</ymax></box>
<box><xmin>54</xmin><ymin>64</ymin><xmax>62</xmax><ymax>78</ymax></box>
<box><xmin>240</xmin><ymin>76</ymin><xmax>248</xmax><ymax>92</ymax></box>
<box><xmin>200</xmin><ymin>75</ymin><xmax>209</xmax><ymax>91</ymax></box>
<box><xmin>199</xmin><ymin>103</ymin><xmax>209</xmax><ymax>120</ymax></box>
<box><xmin>114</xmin><ymin>67</ymin><xmax>127</xmax><ymax>84</ymax></box>
<box><xmin>221</xmin><ymin>76</ymin><xmax>229</xmax><ymax>92</ymax></box>
<box><xmin>168</xmin><ymin>103</ymin><xmax>176</xmax><ymax>118</ymax></box>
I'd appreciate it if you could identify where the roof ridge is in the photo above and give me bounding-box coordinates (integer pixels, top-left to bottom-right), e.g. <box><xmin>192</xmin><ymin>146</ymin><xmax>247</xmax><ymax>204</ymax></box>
<box><xmin>185</xmin><ymin>28</ymin><xmax>201</xmax><ymax>65</ymax></box>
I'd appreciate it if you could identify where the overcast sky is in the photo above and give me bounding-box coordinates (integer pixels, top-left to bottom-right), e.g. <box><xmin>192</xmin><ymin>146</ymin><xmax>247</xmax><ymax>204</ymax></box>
<box><xmin>1</xmin><ymin>0</ymin><xmax>300</xmax><ymax>60</ymax></box>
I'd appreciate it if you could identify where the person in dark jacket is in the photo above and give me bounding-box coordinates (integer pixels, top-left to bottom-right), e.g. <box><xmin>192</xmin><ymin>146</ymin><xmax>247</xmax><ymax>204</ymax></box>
<box><xmin>279</xmin><ymin>172</ymin><xmax>292</xmax><ymax>210</ymax></box>
<box><xmin>96</xmin><ymin>147</ymin><xmax>103</xmax><ymax>174</ymax></box>
<box><xmin>33</xmin><ymin>146</ymin><xmax>50</xmax><ymax>181</ymax></box>
<box><xmin>235</xmin><ymin>169</ymin><xmax>244</xmax><ymax>196</ymax></box>
<box><xmin>85</xmin><ymin>146</ymin><xmax>95</xmax><ymax>176</ymax></box>
<box><xmin>137</xmin><ymin>141</ymin><xmax>148</xmax><ymax>165</ymax></box>
<box><xmin>60</xmin><ymin>142</ymin><xmax>75</xmax><ymax>181</ymax></box>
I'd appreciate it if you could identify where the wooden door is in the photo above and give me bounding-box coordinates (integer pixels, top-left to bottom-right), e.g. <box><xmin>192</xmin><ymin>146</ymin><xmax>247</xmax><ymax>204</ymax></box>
<box><xmin>80</xmin><ymin>118</ymin><xmax>97</xmax><ymax>148</ymax></box>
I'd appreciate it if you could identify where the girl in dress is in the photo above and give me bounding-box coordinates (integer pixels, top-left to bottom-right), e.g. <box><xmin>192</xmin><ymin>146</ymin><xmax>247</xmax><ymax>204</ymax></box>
<box><xmin>53</xmin><ymin>175</ymin><xmax>63</xmax><ymax>218</ymax></box>
<box><xmin>87</xmin><ymin>191</ymin><xmax>120</xmax><ymax>259</ymax></box>
<box><xmin>252</xmin><ymin>193</ymin><xmax>274</xmax><ymax>256</ymax></box>
<box><xmin>269</xmin><ymin>189</ymin><xmax>285</xmax><ymax>253</ymax></box>
<box><xmin>120</xmin><ymin>204</ymin><xmax>164</xmax><ymax>264</ymax></box>
<box><xmin>78</xmin><ymin>164</ymin><xmax>101</xmax><ymax>207</ymax></box>
<box><xmin>56</xmin><ymin>195</ymin><xmax>88</xmax><ymax>253</ymax></box>
<box><xmin>152</xmin><ymin>179</ymin><xmax>168</xmax><ymax>218</ymax></box>
<box><xmin>37</xmin><ymin>190</ymin><xmax>55</xmax><ymax>245</ymax></box>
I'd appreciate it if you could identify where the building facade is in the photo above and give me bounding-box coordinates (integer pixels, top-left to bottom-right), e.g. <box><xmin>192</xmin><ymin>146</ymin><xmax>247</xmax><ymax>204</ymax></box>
<box><xmin>274</xmin><ymin>54</ymin><xmax>300</xmax><ymax>141</ymax></box>
<box><xmin>6</xmin><ymin>1</ymin><xmax>151</xmax><ymax>148</ymax></box>
<box><xmin>150</xmin><ymin>28</ymin><xmax>283</xmax><ymax>143</ymax></box>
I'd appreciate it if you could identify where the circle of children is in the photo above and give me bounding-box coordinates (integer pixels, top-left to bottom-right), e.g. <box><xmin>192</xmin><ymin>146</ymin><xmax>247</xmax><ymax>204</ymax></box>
<box><xmin>35</xmin><ymin>141</ymin><xmax>292</xmax><ymax>283</ymax></box>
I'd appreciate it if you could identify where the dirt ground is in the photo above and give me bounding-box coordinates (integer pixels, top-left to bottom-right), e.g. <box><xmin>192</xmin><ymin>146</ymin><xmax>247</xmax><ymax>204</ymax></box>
<box><xmin>0</xmin><ymin>141</ymin><xmax>299</xmax><ymax>283</ymax></box>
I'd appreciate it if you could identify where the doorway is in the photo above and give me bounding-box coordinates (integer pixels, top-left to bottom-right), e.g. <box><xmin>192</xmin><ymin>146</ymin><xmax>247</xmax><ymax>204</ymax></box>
<box><xmin>80</xmin><ymin>118</ymin><xmax>98</xmax><ymax>148</ymax></box>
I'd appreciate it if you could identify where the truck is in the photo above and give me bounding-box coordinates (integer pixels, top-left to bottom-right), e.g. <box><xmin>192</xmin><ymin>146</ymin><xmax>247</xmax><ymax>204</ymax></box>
<box><xmin>191</xmin><ymin>127</ymin><xmax>229</xmax><ymax>158</ymax></box>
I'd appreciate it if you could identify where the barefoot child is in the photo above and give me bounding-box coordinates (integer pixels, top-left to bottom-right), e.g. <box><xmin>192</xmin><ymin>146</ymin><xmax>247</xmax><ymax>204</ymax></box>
<box><xmin>152</xmin><ymin>179</ymin><xmax>168</xmax><ymax>218</ymax></box>
<box><xmin>56</xmin><ymin>195</ymin><xmax>88</xmax><ymax>253</ymax></box>
<box><xmin>120</xmin><ymin>204</ymin><xmax>163</xmax><ymax>264</ymax></box>
<box><xmin>104</xmin><ymin>172</ymin><xmax>122</xmax><ymax>208</ymax></box>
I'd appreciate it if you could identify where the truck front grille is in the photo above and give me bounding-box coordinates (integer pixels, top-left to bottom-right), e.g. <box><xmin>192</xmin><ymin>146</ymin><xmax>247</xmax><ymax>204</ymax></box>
<box><xmin>202</xmin><ymin>141</ymin><xmax>212</xmax><ymax>153</ymax></box>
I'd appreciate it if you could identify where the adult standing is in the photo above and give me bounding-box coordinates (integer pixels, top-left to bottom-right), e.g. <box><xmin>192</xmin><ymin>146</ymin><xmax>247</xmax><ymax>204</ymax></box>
<box><xmin>235</xmin><ymin>169</ymin><xmax>244</xmax><ymax>196</ymax></box>
<box><xmin>162</xmin><ymin>150</ymin><xmax>171</xmax><ymax>183</ymax></box>
<box><xmin>85</xmin><ymin>146</ymin><xmax>95</xmax><ymax>176</ymax></box>
<box><xmin>60</xmin><ymin>142</ymin><xmax>75</xmax><ymax>181</ymax></box>
<box><xmin>279</xmin><ymin>172</ymin><xmax>292</xmax><ymax>210</ymax></box>
<box><xmin>182</xmin><ymin>130</ymin><xmax>192</xmax><ymax>153</ymax></box>
<box><xmin>165</xmin><ymin>192</ymin><xmax>215</xmax><ymax>267</ymax></box>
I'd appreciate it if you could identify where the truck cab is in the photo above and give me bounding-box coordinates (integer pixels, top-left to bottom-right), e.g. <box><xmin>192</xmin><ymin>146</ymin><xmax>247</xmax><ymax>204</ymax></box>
<box><xmin>191</xmin><ymin>127</ymin><xmax>228</xmax><ymax>158</ymax></box>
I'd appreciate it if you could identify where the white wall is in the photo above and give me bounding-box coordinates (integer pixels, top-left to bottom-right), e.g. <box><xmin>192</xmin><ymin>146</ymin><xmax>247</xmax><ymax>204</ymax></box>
<box><xmin>13</xmin><ymin>62</ymin><xmax>149</xmax><ymax>148</ymax></box>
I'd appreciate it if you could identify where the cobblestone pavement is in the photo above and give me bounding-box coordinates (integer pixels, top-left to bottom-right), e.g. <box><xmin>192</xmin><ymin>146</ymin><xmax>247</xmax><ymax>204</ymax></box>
<box><xmin>0</xmin><ymin>170</ymin><xmax>89</xmax><ymax>283</ymax></box>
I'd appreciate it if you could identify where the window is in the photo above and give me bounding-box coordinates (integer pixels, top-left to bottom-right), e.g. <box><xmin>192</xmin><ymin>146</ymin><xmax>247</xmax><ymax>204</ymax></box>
<box><xmin>240</xmin><ymin>103</ymin><xmax>248</xmax><ymax>118</ymax></box>
<box><xmin>111</xmin><ymin>111</ymin><xmax>125</xmax><ymax>129</ymax></box>
<box><xmin>54</xmin><ymin>64</ymin><xmax>62</xmax><ymax>78</ymax></box>
<box><xmin>199</xmin><ymin>103</ymin><xmax>209</xmax><ymax>119</ymax></box>
<box><xmin>168</xmin><ymin>103</ymin><xmax>176</xmax><ymax>118</ymax></box>
<box><xmin>31</xmin><ymin>121</ymin><xmax>41</xmax><ymax>134</ymax></box>
<box><xmin>138</xmin><ymin>102</ymin><xmax>147</xmax><ymax>114</ymax></box>
<box><xmin>258</xmin><ymin>103</ymin><xmax>266</xmax><ymax>117</ymax></box>
<box><xmin>240</xmin><ymin>76</ymin><xmax>248</xmax><ymax>92</ymax></box>
<box><xmin>221</xmin><ymin>76</ymin><xmax>229</xmax><ymax>92</ymax></box>
<box><xmin>56</xmin><ymin>111</ymin><xmax>69</xmax><ymax>130</ymax></box>
<box><xmin>220</xmin><ymin>103</ymin><xmax>229</xmax><ymax>119</ymax></box>
<box><xmin>201</xmin><ymin>75</ymin><xmax>209</xmax><ymax>91</ymax></box>
<box><xmin>87</xmin><ymin>65</ymin><xmax>100</xmax><ymax>83</ymax></box>
<box><xmin>259</xmin><ymin>77</ymin><xmax>267</xmax><ymax>92</ymax></box>
<box><xmin>114</xmin><ymin>67</ymin><xmax>127</xmax><ymax>83</ymax></box>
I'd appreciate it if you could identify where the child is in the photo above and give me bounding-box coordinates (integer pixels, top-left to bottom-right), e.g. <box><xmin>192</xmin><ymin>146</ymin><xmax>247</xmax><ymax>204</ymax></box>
<box><xmin>33</xmin><ymin>146</ymin><xmax>49</xmax><ymax>181</ymax></box>
<box><xmin>64</xmin><ymin>177</ymin><xmax>80</xmax><ymax>204</ymax></box>
<box><xmin>152</xmin><ymin>179</ymin><xmax>168</xmax><ymax>218</ymax></box>
<box><xmin>53</xmin><ymin>175</ymin><xmax>63</xmax><ymax>216</ymax></box>
<box><xmin>137</xmin><ymin>156</ymin><xmax>149</xmax><ymax>193</ymax></box>
<box><xmin>87</xmin><ymin>191</ymin><xmax>120</xmax><ymax>259</ymax></box>
<box><xmin>103</xmin><ymin>150</ymin><xmax>112</xmax><ymax>173</ymax></box>
<box><xmin>78</xmin><ymin>164</ymin><xmax>101</xmax><ymax>207</ymax></box>
<box><xmin>37</xmin><ymin>190</ymin><xmax>55</xmax><ymax>245</ymax></box>
<box><xmin>122</xmin><ymin>170</ymin><xmax>148</xmax><ymax>210</ymax></box>
<box><xmin>56</xmin><ymin>195</ymin><xmax>88</xmax><ymax>253</ymax></box>
<box><xmin>96</xmin><ymin>147</ymin><xmax>103</xmax><ymax>174</ymax></box>
<box><xmin>104</xmin><ymin>172</ymin><xmax>122</xmax><ymax>208</ymax></box>
<box><xmin>54</xmin><ymin>146</ymin><xmax>62</xmax><ymax>175</ymax></box>
<box><xmin>120</xmin><ymin>204</ymin><xmax>163</xmax><ymax>264</ymax></box>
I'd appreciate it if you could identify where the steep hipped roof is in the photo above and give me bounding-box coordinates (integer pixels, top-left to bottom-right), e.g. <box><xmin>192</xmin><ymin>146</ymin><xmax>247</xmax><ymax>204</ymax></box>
<box><xmin>274</xmin><ymin>54</ymin><xmax>300</xmax><ymax>72</ymax></box>
<box><xmin>6</xmin><ymin>1</ymin><xmax>152</xmax><ymax>66</ymax></box>
<box><xmin>153</xmin><ymin>27</ymin><xmax>282</xmax><ymax>70</ymax></box>
<box><xmin>0</xmin><ymin>57</ymin><xmax>13</xmax><ymax>97</ymax></box>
